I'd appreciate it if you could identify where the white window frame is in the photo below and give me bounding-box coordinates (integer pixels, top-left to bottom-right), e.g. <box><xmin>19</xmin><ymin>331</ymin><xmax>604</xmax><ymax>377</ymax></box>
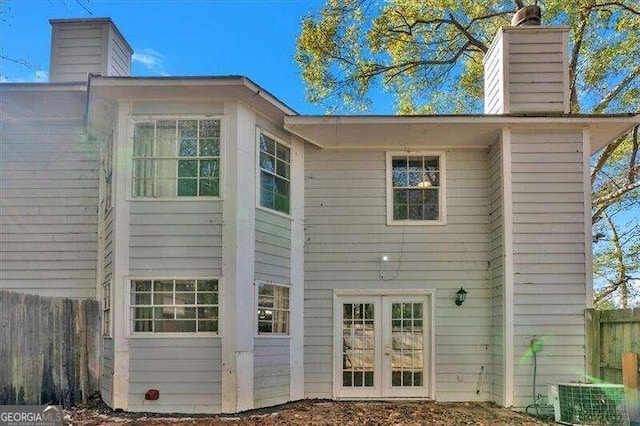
<box><xmin>102</xmin><ymin>130</ymin><xmax>114</xmax><ymax>214</ymax></box>
<box><xmin>128</xmin><ymin>116</ymin><xmax>224</xmax><ymax>201</ymax></box>
<box><xmin>255</xmin><ymin>281</ymin><xmax>291</xmax><ymax>337</ymax></box>
<box><xmin>128</xmin><ymin>277</ymin><xmax>222</xmax><ymax>338</ymax></box>
<box><xmin>256</xmin><ymin>129</ymin><xmax>292</xmax><ymax>218</ymax></box>
<box><xmin>102</xmin><ymin>278</ymin><xmax>112</xmax><ymax>337</ymax></box>
<box><xmin>386</xmin><ymin>151</ymin><xmax>447</xmax><ymax>226</ymax></box>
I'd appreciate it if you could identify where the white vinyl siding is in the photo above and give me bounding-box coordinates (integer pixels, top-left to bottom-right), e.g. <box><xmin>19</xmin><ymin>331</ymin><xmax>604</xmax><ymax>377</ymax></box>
<box><xmin>484</xmin><ymin>31</ymin><xmax>504</xmax><ymax>114</ymax></box>
<box><xmin>510</xmin><ymin>131</ymin><xmax>586</xmax><ymax>408</ymax></box>
<box><xmin>49</xmin><ymin>19</ymin><xmax>132</xmax><ymax>82</ymax></box>
<box><xmin>101</xmin><ymin>337</ymin><xmax>114</xmax><ymax>406</ymax></box>
<box><xmin>254</xmin><ymin>338</ymin><xmax>291</xmax><ymax>408</ymax></box>
<box><xmin>128</xmin><ymin>338</ymin><xmax>222</xmax><ymax>413</ymax></box>
<box><xmin>0</xmin><ymin>89</ymin><xmax>98</xmax><ymax>298</ymax></box>
<box><xmin>488</xmin><ymin>140</ymin><xmax>504</xmax><ymax>404</ymax></box>
<box><xmin>255</xmin><ymin>209</ymin><xmax>291</xmax><ymax>284</ymax></box>
<box><xmin>483</xmin><ymin>27</ymin><xmax>568</xmax><ymax>114</ymax></box>
<box><xmin>304</xmin><ymin>147</ymin><xmax>491</xmax><ymax>402</ymax></box>
<box><xmin>128</xmin><ymin>201</ymin><xmax>223</xmax><ymax>277</ymax></box>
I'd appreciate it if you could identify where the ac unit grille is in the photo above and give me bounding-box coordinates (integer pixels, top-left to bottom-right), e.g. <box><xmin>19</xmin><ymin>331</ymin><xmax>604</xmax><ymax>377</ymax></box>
<box><xmin>550</xmin><ymin>383</ymin><xmax>629</xmax><ymax>425</ymax></box>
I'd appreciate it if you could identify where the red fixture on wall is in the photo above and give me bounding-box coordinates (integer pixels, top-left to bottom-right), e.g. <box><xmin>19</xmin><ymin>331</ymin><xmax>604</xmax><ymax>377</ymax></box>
<box><xmin>145</xmin><ymin>389</ymin><xmax>160</xmax><ymax>401</ymax></box>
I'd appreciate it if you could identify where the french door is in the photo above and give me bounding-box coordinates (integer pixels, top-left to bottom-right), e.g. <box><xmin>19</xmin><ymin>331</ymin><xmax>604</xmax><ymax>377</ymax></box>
<box><xmin>334</xmin><ymin>294</ymin><xmax>432</xmax><ymax>399</ymax></box>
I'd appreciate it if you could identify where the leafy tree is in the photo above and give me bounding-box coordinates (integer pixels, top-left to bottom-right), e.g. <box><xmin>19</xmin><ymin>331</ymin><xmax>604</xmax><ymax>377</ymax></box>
<box><xmin>296</xmin><ymin>0</ymin><xmax>640</xmax><ymax>307</ymax></box>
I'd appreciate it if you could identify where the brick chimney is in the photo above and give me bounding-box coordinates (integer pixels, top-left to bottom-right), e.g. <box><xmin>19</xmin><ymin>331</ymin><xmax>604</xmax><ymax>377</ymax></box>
<box><xmin>49</xmin><ymin>18</ymin><xmax>133</xmax><ymax>83</ymax></box>
<box><xmin>483</xmin><ymin>25</ymin><xmax>570</xmax><ymax>114</ymax></box>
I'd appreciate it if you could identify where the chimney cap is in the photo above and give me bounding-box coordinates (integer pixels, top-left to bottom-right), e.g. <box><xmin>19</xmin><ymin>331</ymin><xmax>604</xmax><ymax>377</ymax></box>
<box><xmin>511</xmin><ymin>5</ymin><xmax>542</xmax><ymax>26</ymax></box>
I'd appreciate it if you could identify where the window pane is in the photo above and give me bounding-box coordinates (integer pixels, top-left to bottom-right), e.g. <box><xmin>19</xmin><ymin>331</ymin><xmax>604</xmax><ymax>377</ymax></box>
<box><xmin>156</xmin><ymin>121</ymin><xmax>176</xmax><ymax>157</ymax></box>
<box><xmin>198</xmin><ymin>280</ymin><xmax>218</xmax><ymax>292</ymax></box>
<box><xmin>179</xmin><ymin>120</ymin><xmax>198</xmax><ymax>139</ymax></box>
<box><xmin>199</xmin><ymin>139</ymin><xmax>219</xmax><ymax>156</ymax></box>
<box><xmin>178</xmin><ymin>179</ymin><xmax>197</xmax><ymax>196</ymax></box>
<box><xmin>133</xmin><ymin>123</ymin><xmax>153</xmax><ymax>157</ymax></box>
<box><xmin>424</xmin><ymin>205</ymin><xmax>439</xmax><ymax>220</ymax></box>
<box><xmin>274</xmin><ymin>195</ymin><xmax>289</xmax><ymax>214</ymax></box>
<box><xmin>154</xmin><ymin>280</ymin><xmax>174</xmax><ymax>292</ymax></box>
<box><xmin>197</xmin><ymin>292</ymin><xmax>218</xmax><ymax>305</ymax></box>
<box><xmin>199</xmin><ymin>179</ymin><xmax>219</xmax><ymax>196</ymax></box>
<box><xmin>133</xmin><ymin>281</ymin><xmax>152</xmax><ymax>292</ymax></box>
<box><xmin>392</xmin><ymin>157</ymin><xmax>407</xmax><ymax>172</ymax></box>
<box><xmin>394</xmin><ymin>204</ymin><xmax>407</xmax><ymax>220</ymax></box>
<box><xmin>175</xmin><ymin>307</ymin><xmax>197</xmax><ymax>319</ymax></box>
<box><xmin>198</xmin><ymin>320</ymin><xmax>218</xmax><ymax>332</ymax></box>
<box><xmin>199</xmin><ymin>160</ymin><xmax>219</xmax><ymax>178</ymax></box>
<box><xmin>197</xmin><ymin>307</ymin><xmax>218</xmax><ymax>319</ymax></box>
<box><xmin>425</xmin><ymin>157</ymin><xmax>439</xmax><ymax>170</ymax></box>
<box><xmin>276</xmin><ymin>144</ymin><xmax>290</xmax><ymax>162</ymax></box>
<box><xmin>408</xmin><ymin>157</ymin><xmax>423</xmax><ymax>171</ymax></box>
<box><xmin>175</xmin><ymin>281</ymin><xmax>195</xmax><ymax>292</ymax></box>
<box><xmin>407</xmin><ymin>189</ymin><xmax>422</xmax><ymax>204</ymax></box>
<box><xmin>260</xmin><ymin>134</ymin><xmax>275</xmax><ymax>155</ymax></box>
<box><xmin>408</xmin><ymin>205</ymin><xmax>423</xmax><ymax>220</ymax></box>
<box><xmin>276</xmin><ymin>160</ymin><xmax>290</xmax><ymax>179</ymax></box>
<box><xmin>275</xmin><ymin>178</ymin><xmax>289</xmax><ymax>197</ymax></box>
<box><xmin>179</xmin><ymin>139</ymin><xmax>197</xmax><ymax>157</ymax></box>
<box><xmin>425</xmin><ymin>188</ymin><xmax>438</xmax><ymax>204</ymax></box>
<box><xmin>261</xmin><ymin>172</ymin><xmax>275</xmax><ymax>191</ymax></box>
<box><xmin>175</xmin><ymin>293</ymin><xmax>196</xmax><ymax>305</ymax></box>
<box><xmin>260</xmin><ymin>152</ymin><xmax>275</xmax><ymax>173</ymax></box>
<box><xmin>178</xmin><ymin>160</ymin><xmax>198</xmax><ymax>178</ymax></box>
<box><xmin>200</xmin><ymin>120</ymin><xmax>220</xmax><ymax>138</ymax></box>
<box><xmin>133</xmin><ymin>293</ymin><xmax>151</xmax><ymax>305</ymax></box>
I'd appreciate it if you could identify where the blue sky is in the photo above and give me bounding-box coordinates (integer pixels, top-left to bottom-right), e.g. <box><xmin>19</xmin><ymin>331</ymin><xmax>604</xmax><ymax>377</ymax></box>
<box><xmin>1</xmin><ymin>0</ymin><xmax>388</xmax><ymax>114</ymax></box>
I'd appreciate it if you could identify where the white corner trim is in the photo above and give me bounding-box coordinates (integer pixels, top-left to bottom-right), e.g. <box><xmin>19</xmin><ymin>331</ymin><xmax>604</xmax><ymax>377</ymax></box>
<box><xmin>221</xmin><ymin>101</ymin><xmax>256</xmax><ymax>413</ymax></box>
<box><xmin>289</xmin><ymin>137</ymin><xmax>305</xmax><ymax>401</ymax></box>
<box><xmin>502</xmin><ymin>31</ymin><xmax>510</xmax><ymax>115</ymax></box>
<box><xmin>583</xmin><ymin>128</ymin><xmax>594</xmax><ymax>309</ymax></box>
<box><xmin>111</xmin><ymin>101</ymin><xmax>132</xmax><ymax>410</ymax></box>
<box><xmin>563</xmin><ymin>31</ymin><xmax>571</xmax><ymax>114</ymax></box>
<box><xmin>501</xmin><ymin>127</ymin><xmax>514</xmax><ymax>408</ymax></box>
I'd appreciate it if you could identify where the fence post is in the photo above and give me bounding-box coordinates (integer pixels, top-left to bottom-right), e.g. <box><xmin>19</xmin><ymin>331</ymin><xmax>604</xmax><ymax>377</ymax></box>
<box><xmin>586</xmin><ymin>308</ymin><xmax>601</xmax><ymax>380</ymax></box>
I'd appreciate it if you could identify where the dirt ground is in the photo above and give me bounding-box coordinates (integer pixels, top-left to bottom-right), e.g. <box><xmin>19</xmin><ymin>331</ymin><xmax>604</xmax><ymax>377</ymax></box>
<box><xmin>66</xmin><ymin>398</ymin><xmax>553</xmax><ymax>425</ymax></box>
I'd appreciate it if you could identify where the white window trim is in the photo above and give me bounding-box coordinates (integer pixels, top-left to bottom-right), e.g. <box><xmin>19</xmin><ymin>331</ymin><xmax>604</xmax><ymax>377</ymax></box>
<box><xmin>102</xmin><ymin>278</ymin><xmax>113</xmax><ymax>337</ymax></box>
<box><xmin>127</xmin><ymin>277</ymin><xmax>223</xmax><ymax>338</ymax></box>
<box><xmin>255</xmin><ymin>281</ymin><xmax>292</xmax><ymax>338</ymax></box>
<box><xmin>255</xmin><ymin>128</ymin><xmax>292</xmax><ymax>218</ymax></box>
<box><xmin>385</xmin><ymin>151</ymin><xmax>447</xmax><ymax>226</ymax></box>
<box><xmin>127</xmin><ymin>115</ymin><xmax>225</xmax><ymax>202</ymax></box>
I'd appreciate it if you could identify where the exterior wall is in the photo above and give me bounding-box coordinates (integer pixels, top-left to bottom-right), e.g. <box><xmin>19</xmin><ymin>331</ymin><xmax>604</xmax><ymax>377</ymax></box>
<box><xmin>484</xmin><ymin>31</ymin><xmax>504</xmax><ymax>114</ymax></box>
<box><xmin>303</xmin><ymin>147</ymin><xmax>492</xmax><ymax>402</ymax></box>
<box><xmin>129</xmin><ymin>201</ymin><xmax>223</xmax><ymax>277</ymax></box>
<box><xmin>255</xmin><ymin>209</ymin><xmax>291</xmax><ymax>284</ymax></box>
<box><xmin>101</xmin><ymin>337</ymin><xmax>114</xmax><ymax>405</ymax></box>
<box><xmin>507</xmin><ymin>29</ymin><xmax>568</xmax><ymax>113</ymax></box>
<box><xmin>107</xmin><ymin>27</ymin><xmax>132</xmax><ymax>77</ymax></box>
<box><xmin>483</xmin><ymin>27</ymin><xmax>569</xmax><ymax>114</ymax></box>
<box><xmin>488</xmin><ymin>140</ymin><xmax>504</xmax><ymax>404</ymax></box>
<box><xmin>0</xmin><ymin>88</ymin><xmax>99</xmax><ymax>298</ymax></box>
<box><xmin>128</xmin><ymin>338</ymin><xmax>222</xmax><ymax>413</ymax></box>
<box><xmin>510</xmin><ymin>130</ymin><xmax>586</xmax><ymax>408</ymax></box>
<box><xmin>49</xmin><ymin>19</ymin><xmax>132</xmax><ymax>82</ymax></box>
<box><xmin>254</xmin><ymin>338</ymin><xmax>291</xmax><ymax>408</ymax></box>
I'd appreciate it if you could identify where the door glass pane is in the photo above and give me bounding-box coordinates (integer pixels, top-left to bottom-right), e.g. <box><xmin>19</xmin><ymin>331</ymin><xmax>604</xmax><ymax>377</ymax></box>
<box><xmin>390</xmin><ymin>302</ymin><xmax>424</xmax><ymax>387</ymax></box>
<box><xmin>342</xmin><ymin>303</ymin><xmax>375</xmax><ymax>388</ymax></box>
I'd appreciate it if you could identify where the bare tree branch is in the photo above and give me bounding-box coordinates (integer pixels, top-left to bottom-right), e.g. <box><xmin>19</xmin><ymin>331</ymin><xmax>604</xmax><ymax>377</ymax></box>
<box><xmin>594</xmin><ymin>66</ymin><xmax>640</xmax><ymax>113</ymax></box>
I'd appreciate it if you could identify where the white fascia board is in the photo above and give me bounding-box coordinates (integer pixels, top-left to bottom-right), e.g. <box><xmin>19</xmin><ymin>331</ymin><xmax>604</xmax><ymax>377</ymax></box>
<box><xmin>0</xmin><ymin>82</ymin><xmax>87</xmax><ymax>92</ymax></box>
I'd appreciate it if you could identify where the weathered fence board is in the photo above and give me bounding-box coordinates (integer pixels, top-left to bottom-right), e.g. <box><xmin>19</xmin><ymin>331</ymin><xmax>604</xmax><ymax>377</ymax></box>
<box><xmin>0</xmin><ymin>290</ymin><xmax>100</xmax><ymax>407</ymax></box>
<box><xmin>586</xmin><ymin>308</ymin><xmax>640</xmax><ymax>385</ymax></box>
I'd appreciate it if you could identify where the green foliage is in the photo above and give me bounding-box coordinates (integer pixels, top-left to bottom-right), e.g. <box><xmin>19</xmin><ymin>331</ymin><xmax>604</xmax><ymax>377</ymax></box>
<box><xmin>296</xmin><ymin>0</ymin><xmax>640</xmax><ymax>114</ymax></box>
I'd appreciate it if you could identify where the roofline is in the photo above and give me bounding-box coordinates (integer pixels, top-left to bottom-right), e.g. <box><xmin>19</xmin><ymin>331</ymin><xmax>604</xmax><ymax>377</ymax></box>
<box><xmin>49</xmin><ymin>17</ymin><xmax>133</xmax><ymax>54</ymax></box>
<box><xmin>285</xmin><ymin>113</ymin><xmax>638</xmax><ymax>125</ymax></box>
<box><xmin>89</xmin><ymin>75</ymin><xmax>298</xmax><ymax>116</ymax></box>
<box><xmin>0</xmin><ymin>82</ymin><xmax>87</xmax><ymax>92</ymax></box>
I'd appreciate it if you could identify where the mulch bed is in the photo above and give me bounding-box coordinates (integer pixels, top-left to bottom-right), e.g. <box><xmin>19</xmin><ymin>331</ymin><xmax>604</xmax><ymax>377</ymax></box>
<box><xmin>66</xmin><ymin>395</ymin><xmax>553</xmax><ymax>425</ymax></box>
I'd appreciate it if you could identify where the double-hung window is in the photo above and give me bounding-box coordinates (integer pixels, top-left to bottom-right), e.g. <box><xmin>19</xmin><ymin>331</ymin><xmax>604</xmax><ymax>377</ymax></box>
<box><xmin>131</xmin><ymin>279</ymin><xmax>219</xmax><ymax>333</ymax></box>
<box><xmin>257</xmin><ymin>282</ymin><xmax>290</xmax><ymax>335</ymax></box>
<box><xmin>258</xmin><ymin>132</ymin><xmax>290</xmax><ymax>214</ymax></box>
<box><xmin>387</xmin><ymin>152</ymin><xmax>445</xmax><ymax>224</ymax></box>
<box><xmin>132</xmin><ymin>118</ymin><xmax>221</xmax><ymax>198</ymax></box>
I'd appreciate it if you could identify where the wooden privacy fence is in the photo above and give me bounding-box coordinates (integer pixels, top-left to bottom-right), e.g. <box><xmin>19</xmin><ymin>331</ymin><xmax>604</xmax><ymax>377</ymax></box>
<box><xmin>586</xmin><ymin>308</ymin><xmax>640</xmax><ymax>385</ymax></box>
<box><xmin>0</xmin><ymin>290</ymin><xmax>100</xmax><ymax>407</ymax></box>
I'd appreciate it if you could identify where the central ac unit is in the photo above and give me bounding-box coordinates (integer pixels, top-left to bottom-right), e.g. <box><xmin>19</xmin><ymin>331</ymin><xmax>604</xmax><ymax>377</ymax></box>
<box><xmin>548</xmin><ymin>383</ymin><xmax>629</xmax><ymax>425</ymax></box>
